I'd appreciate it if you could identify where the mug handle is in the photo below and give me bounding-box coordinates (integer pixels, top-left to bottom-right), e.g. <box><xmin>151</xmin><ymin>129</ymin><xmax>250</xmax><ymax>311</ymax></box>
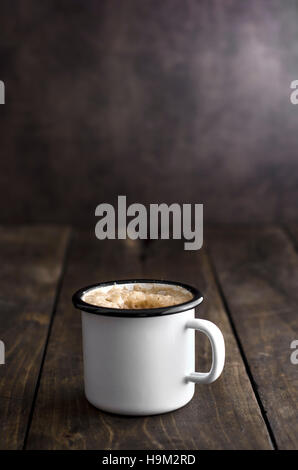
<box><xmin>186</xmin><ymin>319</ymin><xmax>225</xmax><ymax>384</ymax></box>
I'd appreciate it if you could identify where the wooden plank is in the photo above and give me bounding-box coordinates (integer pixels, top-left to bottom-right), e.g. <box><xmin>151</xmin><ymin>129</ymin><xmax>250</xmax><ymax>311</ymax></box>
<box><xmin>26</xmin><ymin>233</ymin><xmax>272</xmax><ymax>449</ymax></box>
<box><xmin>207</xmin><ymin>226</ymin><xmax>298</xmax><ymax>449</ymax></box>
<box><xmin>0</xmin><ymin>226</ymin><xmax>70</xmax><ymax>450</ymax></box>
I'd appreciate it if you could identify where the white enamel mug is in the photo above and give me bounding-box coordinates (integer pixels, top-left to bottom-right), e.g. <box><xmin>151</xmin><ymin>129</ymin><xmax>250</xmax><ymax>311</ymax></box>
<box><xmin>72</xmin><ymin>280</ymin><xmax>225</xmax><ymax>415</ymax></box>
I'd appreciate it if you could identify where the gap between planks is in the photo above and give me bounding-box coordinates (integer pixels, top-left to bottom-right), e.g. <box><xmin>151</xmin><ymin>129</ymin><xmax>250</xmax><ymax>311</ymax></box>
<box><xmin>206</xmin><ymin>245</ymin><xmax>278</xmax><ymax>450</ymax></box>
<box><xmin>22</xmin><ymin>228</ymin><xmax>73</xmax><ymax>449</ymax></box>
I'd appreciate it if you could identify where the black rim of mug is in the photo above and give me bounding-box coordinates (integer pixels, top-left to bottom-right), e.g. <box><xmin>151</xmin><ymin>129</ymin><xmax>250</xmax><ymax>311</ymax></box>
<box><xmin>72</xmin><ymin>279</ymin><xmax>203</xmax><ymax>317</ymax></box>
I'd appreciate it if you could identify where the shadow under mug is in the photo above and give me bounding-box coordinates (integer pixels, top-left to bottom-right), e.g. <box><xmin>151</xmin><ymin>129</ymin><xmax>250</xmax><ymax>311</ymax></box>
<box><xmin>72</xmin><ymin>279</ymin><xmax>225</xmax><ymax>416</ymax></box>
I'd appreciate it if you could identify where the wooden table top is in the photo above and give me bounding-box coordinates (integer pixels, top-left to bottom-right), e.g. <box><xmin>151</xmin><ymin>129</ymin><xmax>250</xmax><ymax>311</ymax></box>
<box><xmin>0</xmin><ymin>225</ymin><xmax>297</xmax><ymax>450</ymax></box>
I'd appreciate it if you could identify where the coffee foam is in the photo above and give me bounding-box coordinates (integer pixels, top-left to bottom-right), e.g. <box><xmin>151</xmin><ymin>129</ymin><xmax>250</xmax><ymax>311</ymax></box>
<box><xmin>82</xmin><ymin>283</ymin><xmax>193</xmax><ymax>309</ymax></box>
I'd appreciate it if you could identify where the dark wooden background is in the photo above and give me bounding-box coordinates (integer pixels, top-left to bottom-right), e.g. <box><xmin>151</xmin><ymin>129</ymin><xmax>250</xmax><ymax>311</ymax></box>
<box><xmin>0</xmin><ymin>0</ymin><xmax>298</xmax><ymax>225</ymax></box>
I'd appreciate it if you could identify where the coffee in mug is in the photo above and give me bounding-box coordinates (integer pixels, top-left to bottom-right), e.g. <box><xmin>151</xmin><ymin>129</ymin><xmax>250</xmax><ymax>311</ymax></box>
<box><xmin>72</xmin><ymin>279</ymin><xmax>225</xmax><ymax>415</ymax></box>
<box><xmin>82</xmin><ymin>283</ymin><xmax>193</xmax><ymax>309</ymax></box>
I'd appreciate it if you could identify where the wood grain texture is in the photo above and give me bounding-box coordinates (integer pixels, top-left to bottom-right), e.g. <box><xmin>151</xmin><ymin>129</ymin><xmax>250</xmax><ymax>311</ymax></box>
<box><xmin>0</xmin><ymin>226</ymin><xmax>70</xmax><ymax>449</ymax></box>
<box><xmin>207</xmin><ymin>226</ymin><xmax>298</xmax><ymax>449</ymax></box>
<box><xmin>26</xmin><ymin>233</ymin><xmax>272</xmax><ymax>449</ymax></box>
